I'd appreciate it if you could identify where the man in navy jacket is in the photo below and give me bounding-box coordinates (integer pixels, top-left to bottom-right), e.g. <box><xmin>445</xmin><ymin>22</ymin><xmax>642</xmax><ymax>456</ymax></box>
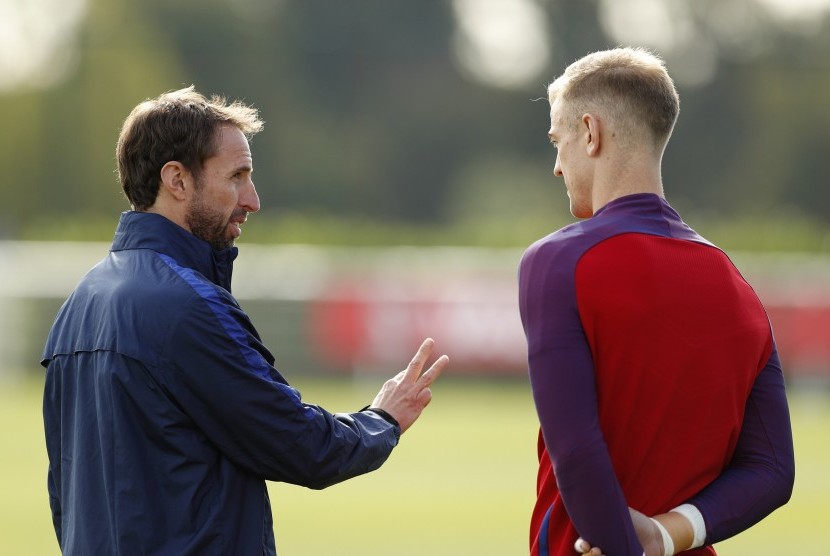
<box><xmin>42</xmin><ymin>86</ymin><xmax>448</xmax><ymax>555</ymax></box>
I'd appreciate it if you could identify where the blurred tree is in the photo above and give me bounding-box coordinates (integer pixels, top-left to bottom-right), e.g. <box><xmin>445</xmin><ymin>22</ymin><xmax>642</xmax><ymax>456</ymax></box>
<box><xmin>0</xmin><ymin>0</ymin><xmax>828</xmax><ymax>246</ymax></box>
<box><xmin>0</xmin><ymin>0</ymin><xmax>186</xmax><ymax>235</ymax></box>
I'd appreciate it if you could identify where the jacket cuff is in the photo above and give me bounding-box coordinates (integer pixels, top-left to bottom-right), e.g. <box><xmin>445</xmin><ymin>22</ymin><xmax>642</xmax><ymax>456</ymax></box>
<box><xmin>359</xmin><ymin>406</ymin><xmax>401</xmax><ymax>431</ymax></box>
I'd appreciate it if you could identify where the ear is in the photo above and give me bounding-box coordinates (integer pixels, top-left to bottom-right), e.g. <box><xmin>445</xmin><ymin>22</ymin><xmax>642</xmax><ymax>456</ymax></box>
<box><xmin>159</xmin><ymin>161</ymin><xmax>191</xmax><ymax>202</ymax></box>
<box><xmin>582</xmin><ymin>113</ymin><xmax>601</xmax><ymax>157</ymax></box>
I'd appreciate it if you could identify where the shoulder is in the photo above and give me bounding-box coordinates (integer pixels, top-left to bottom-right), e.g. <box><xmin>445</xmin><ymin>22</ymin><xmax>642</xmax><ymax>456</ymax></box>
<box><xmin>112</xmin><ymin>249</ymin><xmax>240</xmax><ymax>335</ymax></box>
<box><xmin>148</xmin><ymin>251</ymin><xmax>235</xmax><ymax>305</ymax></box>
<box><xmin>520</xmin><ymin>219</ymin><xmax>611</xmax><ymax>278</ymax></box>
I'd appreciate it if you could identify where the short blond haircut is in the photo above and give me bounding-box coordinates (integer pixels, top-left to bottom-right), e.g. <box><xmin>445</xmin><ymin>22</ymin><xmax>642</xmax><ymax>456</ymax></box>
<box><xmin>548</xmin><ymin>47</ymin><xmax>679</xmax><ymax>149</ymax></box>
<box><xmin>116</xmin><ymin>86</ymin><xmax>264</xmax><ymax>211</ymax></box>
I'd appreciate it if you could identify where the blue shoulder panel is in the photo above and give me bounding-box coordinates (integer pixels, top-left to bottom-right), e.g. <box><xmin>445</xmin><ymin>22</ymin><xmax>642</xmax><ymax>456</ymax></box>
<box><xmin>156</xmin><ymin>253</ymin><xmax>296</xmax><ymax>393</ymax></box>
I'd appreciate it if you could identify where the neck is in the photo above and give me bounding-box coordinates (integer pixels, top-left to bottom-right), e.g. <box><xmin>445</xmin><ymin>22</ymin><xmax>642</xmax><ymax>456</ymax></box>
<box><xmin>145</xmin><ymin>200</ymin><xmax>190</xmax><ymax>234</ymax></box>
<box><xmin>591</xmin><ymin>150</ymin><xmax>664</xmax><ymax>214</ymax></box>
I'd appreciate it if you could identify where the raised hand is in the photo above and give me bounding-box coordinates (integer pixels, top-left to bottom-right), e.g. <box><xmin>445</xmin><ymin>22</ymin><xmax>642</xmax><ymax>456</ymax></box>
<box><xmin>369</xmin><ymin>338</ymin><xmax>448</xmax><ymax>433</ymax></box>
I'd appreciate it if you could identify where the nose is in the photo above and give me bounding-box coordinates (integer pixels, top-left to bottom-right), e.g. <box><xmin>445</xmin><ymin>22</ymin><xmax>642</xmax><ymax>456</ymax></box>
<box><xmin>241</xmin><ymin>179</ymin><xmax>261</xmax><ymax>213</ymax></box>
<box><xmin>553</xmin><ymin>154</ymin><xmax>563</xmax><ymax>177</ymax></box>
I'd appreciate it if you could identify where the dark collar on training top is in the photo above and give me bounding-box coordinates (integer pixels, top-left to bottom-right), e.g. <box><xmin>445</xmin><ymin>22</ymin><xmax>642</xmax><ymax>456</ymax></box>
<box><xmin>111</xmin><ymin>211</ymin><xmax>238</xmax><ymax>293</ymax></box>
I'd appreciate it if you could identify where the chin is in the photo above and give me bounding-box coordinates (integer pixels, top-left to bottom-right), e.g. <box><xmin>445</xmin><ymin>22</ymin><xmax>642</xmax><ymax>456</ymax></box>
<box><xmin>569</xmin><ymin>202</ymin><xmax>592</xmax><ymax>219</ymax></box>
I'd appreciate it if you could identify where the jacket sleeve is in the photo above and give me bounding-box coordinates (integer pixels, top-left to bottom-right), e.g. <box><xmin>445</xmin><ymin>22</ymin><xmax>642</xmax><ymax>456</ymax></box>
<box><xmin>686</xmin><ymin>344</ymin><xmax>795</xmax><ymax>544</ymax></box>
<box><xmin>42</xmin><ymin>368</ymin><xmax>63</xmax><ymax>546</ymax></box>
<box><xmin>519</xmin><ymin>242</ymin><xmax>644</xmax><ymax>555</ymax></box>
<box><xmin>159</xmin><ymin>290</ymin><xmax>400</xmax><ymax>490</ymax></box>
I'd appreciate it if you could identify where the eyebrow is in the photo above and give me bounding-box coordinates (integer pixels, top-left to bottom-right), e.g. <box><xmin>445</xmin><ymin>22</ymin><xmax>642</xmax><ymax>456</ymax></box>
<box><xmin>231</xmin><ymin>164</ymin><xmax>253</xmax><ymax>175</ymax></box>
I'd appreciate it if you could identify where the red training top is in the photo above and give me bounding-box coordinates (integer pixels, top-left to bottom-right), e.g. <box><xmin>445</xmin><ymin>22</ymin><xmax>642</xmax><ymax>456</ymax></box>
<box><xmin>519</xmin><ymin>193</ymin><xmax>794</xmax><ymax>555</ymax></box>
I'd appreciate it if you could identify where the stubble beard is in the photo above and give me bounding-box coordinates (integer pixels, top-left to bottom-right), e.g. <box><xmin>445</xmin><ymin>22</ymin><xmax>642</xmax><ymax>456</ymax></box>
<box><xmin>185</xmin><ymin>191</ymin><xmax>238</xmax><ymax>251</ymax></box>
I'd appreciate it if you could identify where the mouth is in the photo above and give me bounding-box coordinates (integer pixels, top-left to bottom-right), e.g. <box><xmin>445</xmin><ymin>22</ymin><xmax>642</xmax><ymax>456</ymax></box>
<box><xmin>228</xmin><ymin>212</ymin><xmax>248</xmax><ymax>238</ymax></box>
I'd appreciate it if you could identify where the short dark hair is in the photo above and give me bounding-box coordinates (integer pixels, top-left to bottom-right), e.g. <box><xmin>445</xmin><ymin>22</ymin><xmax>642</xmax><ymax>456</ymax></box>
<box><xmin>116</xmin><ymin>86</ymin><xmax>264</xmax><ymax>210</ymax></box>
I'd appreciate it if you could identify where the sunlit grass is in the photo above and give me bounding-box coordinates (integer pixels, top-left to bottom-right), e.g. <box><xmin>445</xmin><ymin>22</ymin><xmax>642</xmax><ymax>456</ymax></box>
<box><xmin>3</xmin><ymin>374</ymin><xmax>827</xmax><ymax>555</ymax></box>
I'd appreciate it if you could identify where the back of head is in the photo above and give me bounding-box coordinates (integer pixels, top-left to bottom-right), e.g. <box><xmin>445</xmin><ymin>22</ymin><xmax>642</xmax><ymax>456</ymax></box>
<box><xmin>116</xmin><ymin>86</ymin><xmax>264</xmax><ymax>211</ymax></box>
<box><xmin>548</xmin><ymin>47</ymin><xmax>679</xmax><ymax>151</ymax></box>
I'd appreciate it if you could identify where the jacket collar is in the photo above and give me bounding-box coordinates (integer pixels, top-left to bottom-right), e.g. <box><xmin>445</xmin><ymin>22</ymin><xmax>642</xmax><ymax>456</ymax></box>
<box><xmin>111</xmin><ymin>211</ymin><xmax>238</xmax><ymax>292</ymax></box>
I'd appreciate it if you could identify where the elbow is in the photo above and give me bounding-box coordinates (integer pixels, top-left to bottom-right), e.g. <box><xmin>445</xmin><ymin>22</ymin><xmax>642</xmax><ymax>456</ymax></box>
<box><xmin>759</xmin><ymin>452</ymin><xmax>795</xmax><ymax>511</ymax></box>
<box><xmin>264</xmin><ymin>412</ymin><xmax>397</xmax><ymax>489</ymax></box>
<box><xmin>293</xmin><ymin>457</ymin><xmax>385</xmax><ymax>491</ymax></box>
<box><xmin>776</xmin><ymin>438</ymin><xmax>796</xmax><ymax>505</ymax></box>
<box><xmin>303</xmin><ymin>477</ymin><xmax>337</xmax><ymax>491</ymax></box>
<box><xmin>775</xmin><ymin>455</ymin><xmax>795</xmax><ymax>508</ymax></box>
<box><xmin>262</xmin><ymin>453</ymin><xmax>346</xmax><ymax>490</ymax></box>
<box><xmin>549</xmin><ymin>439</ymin><xmax>608</xmax><ymax>491</ymax></box>
<box><xmin>281</xmin><ymin>442</ymin><xmax>393</xmax><ymax>491</ymax></box>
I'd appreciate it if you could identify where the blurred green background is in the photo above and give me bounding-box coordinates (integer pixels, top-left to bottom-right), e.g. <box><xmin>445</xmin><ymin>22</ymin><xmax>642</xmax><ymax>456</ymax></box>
<box><xmin>2</xmin><ymin>376</ymin><xmax>829</xmax><ymax>555</ymax></box>
<box><xmin>2</xmin><ymin>0</ymin><xmax>830</xmax><ymax>249</ymax></box>
<box><xmin>2</xmin><ymin>0</ymin><xmax>830</xmax><ymax>554</ymax></box>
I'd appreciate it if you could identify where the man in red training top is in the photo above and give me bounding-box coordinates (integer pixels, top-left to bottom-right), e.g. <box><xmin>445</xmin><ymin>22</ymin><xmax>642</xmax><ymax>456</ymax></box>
<box><xmin>518</xmin><ymin>47</ymin><xmax>794</xmax><ymax>555</ymax></box>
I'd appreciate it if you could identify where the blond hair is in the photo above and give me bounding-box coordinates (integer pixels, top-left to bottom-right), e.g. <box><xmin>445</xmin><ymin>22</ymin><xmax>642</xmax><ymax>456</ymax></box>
<box><xmin>548</xmin><ymin>47</ymin><xmax>679</xmax><ymax>149</ymax></box>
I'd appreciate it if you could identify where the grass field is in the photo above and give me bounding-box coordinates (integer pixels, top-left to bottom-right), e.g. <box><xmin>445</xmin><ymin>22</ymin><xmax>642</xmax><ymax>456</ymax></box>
<box><xmin>2</xmin><ymin>373</ymin><xmax>828</xmax><ymax>555</ymax></box>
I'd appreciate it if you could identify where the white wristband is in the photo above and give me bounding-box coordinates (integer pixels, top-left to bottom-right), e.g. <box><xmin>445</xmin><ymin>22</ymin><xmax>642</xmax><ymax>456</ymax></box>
<box><xmin>671</xmin><ymin>503</ymin><xmax>706</xmax><ymax>549</ymax></box>
<box><xmin>650</xmin><ymin>518</ymin><xmax>674</xmax><ymax>556</ymax></box>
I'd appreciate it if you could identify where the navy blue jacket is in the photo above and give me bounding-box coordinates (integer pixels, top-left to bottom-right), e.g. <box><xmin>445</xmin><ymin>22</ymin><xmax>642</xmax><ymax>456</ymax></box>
<box><xmin>42</xmin><ymin>211</ymin><xmax>400</xmax><ymax>555</ymax></box>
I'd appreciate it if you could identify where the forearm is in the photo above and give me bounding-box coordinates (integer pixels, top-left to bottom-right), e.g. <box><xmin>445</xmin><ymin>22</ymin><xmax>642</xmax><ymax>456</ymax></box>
<box><xmin>690</xmin><ymin>448</ymin><xmax>793</xmax><ymax>544</ymax></box>
<box><xmin>579</xmin><ymin>506</ymin><xmax>701</xmax><ymax>556</ymax></box>
<box><xmin>227</xmin><ymin>401</ymin><xmax>400</xmax><ymax>488</ymax></box>
<box><xmin>530</xmin><ymin>343</ymin><xmax>641</xmax><ymax>554</ymax></box>
<box><xmin>556</xmin><ymin>441</ymin><xmax>643</xmax><ymax>554</ymax></box>
<box><xmin>654</xmin><ymin>348</ymin><xmax>794</xmax><ymax>550</ymax></box>
<box><xmin>650</xmin><ymin>504</ymin><xmax>703</xmax><ymax>554</ymax></box>
<box><xmin>687</xmin><ymin>349</ymin><xmax>794</xmax><ymax>543</ymax></box>
<box><xmin>295</xmin><ymin>410</ymin><xmax>400</xmax><ymax>489</ymax></box>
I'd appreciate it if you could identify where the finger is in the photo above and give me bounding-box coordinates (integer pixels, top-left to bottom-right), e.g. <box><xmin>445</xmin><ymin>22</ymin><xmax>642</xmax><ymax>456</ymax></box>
<box><xmin>417</xmin><ymin>354</ymin><xmax>449</xmax><ymax>387</ymax></box>
<box><xmin>417</xmin><ymin>387</ymin><xmax>433</xmax><ymax>407</ymax></box>
<box><xmin>573</xmin><ymin>540</ymin><xmax>603</xmax><ymax>556</ymax></box>
<box><xmin>403</xmin><ymin>338</ymin><xmax>435</xmax><ymax>381</ymax></box>
<box><xmin>574</xmin><ymin>538</ymin><xmax>590</xmax><ymax>553</ymax></box>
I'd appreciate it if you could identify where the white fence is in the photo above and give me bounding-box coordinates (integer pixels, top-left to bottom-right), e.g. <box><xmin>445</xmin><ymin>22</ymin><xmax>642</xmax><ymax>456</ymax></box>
<box><xmin>3</xmin><ymin>241</ymin><xmax>829</xmax><ymax>380</ymax></box>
